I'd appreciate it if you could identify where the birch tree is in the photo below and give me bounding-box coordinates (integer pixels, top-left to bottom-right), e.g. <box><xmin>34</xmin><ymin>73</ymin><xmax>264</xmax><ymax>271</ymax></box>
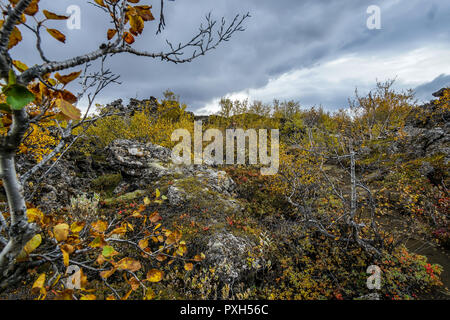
<box><xmin>0</xmin><ymin>0</ymin><xmax>249</xmax><ymax>285</ymax></box>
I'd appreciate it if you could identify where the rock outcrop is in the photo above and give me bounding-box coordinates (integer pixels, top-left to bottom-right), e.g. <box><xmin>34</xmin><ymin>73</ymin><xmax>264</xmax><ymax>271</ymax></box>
<box><xmin>19</xmin><ymin>138</ymin><xmax>260</xmax><ymax>285</ymax></box>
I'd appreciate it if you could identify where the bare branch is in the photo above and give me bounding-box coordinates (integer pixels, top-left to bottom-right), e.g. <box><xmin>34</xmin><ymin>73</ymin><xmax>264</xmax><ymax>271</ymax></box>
<box><xmin>19</xmin><ymin>12</ymin><xmax>250</xmax><ymax>85</ymax></box>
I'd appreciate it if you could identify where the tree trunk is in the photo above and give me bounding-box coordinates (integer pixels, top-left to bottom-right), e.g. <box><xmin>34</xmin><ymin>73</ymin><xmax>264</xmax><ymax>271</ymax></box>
<box><xmin>0</xmin><ymin>108</ymin><xmax>37</xmax><ymax>279</ymax></box>
<box><xmin>0</xmin><ymin>151</ymin><xmax>37</xmax><ymax>277</ymax></box>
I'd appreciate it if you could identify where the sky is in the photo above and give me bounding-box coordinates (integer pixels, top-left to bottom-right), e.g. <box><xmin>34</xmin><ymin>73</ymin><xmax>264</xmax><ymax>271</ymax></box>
<box><xmin>12</xmin><ymin>0</ymin><xmax>450</xmax><ymax>114</ymax></box>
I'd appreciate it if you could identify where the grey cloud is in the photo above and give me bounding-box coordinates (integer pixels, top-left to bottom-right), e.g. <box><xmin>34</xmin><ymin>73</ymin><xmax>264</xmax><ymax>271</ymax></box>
<box><xmin>415</xmin><ymin>74</ymin><xmax>450</xmax><ymax>102</ymax></box>
<box><xmin>13</xmin><ymin>0</ymin><xmax>450</xmax><ymax>112</ymax></box>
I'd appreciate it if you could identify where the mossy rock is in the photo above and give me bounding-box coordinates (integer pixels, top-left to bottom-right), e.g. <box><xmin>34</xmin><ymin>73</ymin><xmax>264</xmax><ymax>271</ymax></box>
<box><xmin>91</xmin><ymin>173</ymin><xmax>122</xmax><ymax>192</ymax></box>
<box><xmin>103</xmin><ymin>189</ymin><xmax>147</xmax><ymax>205</ymax></box>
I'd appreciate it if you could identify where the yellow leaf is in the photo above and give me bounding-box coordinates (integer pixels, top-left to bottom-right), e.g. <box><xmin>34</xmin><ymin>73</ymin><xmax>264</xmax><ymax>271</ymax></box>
<box><xmin>100</xmin><ymin>268</ymin><xmax>116</xmax><ymax>279</ymax></box>
<box><xmin>184</xmin><ymin>263</ymin><xmax>194</xmax><ymax>271</ymax></box>
<box><xmin>32</xmin><ymin>273</ymin><xmax>46</xmax><ymax>295</ymax></box>
<box><xmin>146</xmin><ymin>269</ymin><xmax>163</xmax><ymax>283</ymax></box>
<box><xmin>8</xmin><ymin>26</ymin><xmax>22</xmax><ymax>49</ymax></box>
<box><xmin>176</xmin><ymin>243</ymin><xmax>187</xmax><ymax>256</ymax></box>
<box><xmin>144</xmin><ymin>288</ymin><xmax>155</xmax><ymax>300</ymax></box>
<box><xmin>194</xmin><ymin>253</ymin><xmax>206</xmax><ymax>262</ymax></box>
<box><xmin>91</xmin><ymin>220</ymin><xmax>108</xmax><ymax>233</ymax></box>
<box><xmin>27</xmin><ymin>208</ymin><xmax>43</xmax><ymax>223</ymax></box>
<box><xmin>96</xmin><ymin>253</ymin><xmax>107</xmax><ymax>266</ymax></box>
<box><xmin>80</xmin><ymin>294</ymin><xmax>96</xmax><ymax>300</ymax></box>
<box><xmin>109</xmin><ymin>227</ymin><xmax>127</xmax><ymax>236</ymax></box>
<box><xmin>138</xmin><ymin>238</ymin><xmax>148</xmax><ymax>250</ymax></box>
<box><xmin>121</xmin><ymin>289</ymin><xmax>133</xmax><ymax>301</ymax></box>
<box><xmin>61</xmin><ymin>244</ymin><xmax>74</xmax><ymax>254</ymax></box>
<box><xmin>53</xmin><ymin>223</ymin><xmax>69</xmax><ymax>242</ymax></box>
<box><xmin>70</xmin><ymin>221</ymin><xmax>85</xmax><ymax>233</ymax></box>
<box><xmin>129</xmin><ymin>15</ymin><xmax>144</xmax><ymax>35</ymax></box>
<box><xmin>88</xmin><ymin>236</ymin><xmax>107</xmax><ymax>248</ymax></box>
<box><xmin>24</xmin><ymin>234</ymin><xmax>42</xmax><ymax>254</ymax></box>
<box><xmin>116</xmin><ymin>258</ymin><xmax>141</xmax><ymax>272</ymax></box>
<box><xmin>155</xmin><ymin>189</ymin><xmax>161</xmax><ymax>198</ymax></box>
<box><xmin>12</xmin><ymin>60</ymin><xmax>28</xmax><ymax>72</ymax></box>
<box><xmin>61</xmin><ymin>249</ymin><xmax>69</xmax><ymax>267</ymax></box>
<box><xmin>165</xmin><ymin>230</ymin><xmax>182</xmax><ymax>245</ymax></box>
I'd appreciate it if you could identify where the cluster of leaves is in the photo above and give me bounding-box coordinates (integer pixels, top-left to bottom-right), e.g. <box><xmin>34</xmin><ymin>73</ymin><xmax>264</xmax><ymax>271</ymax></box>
<box><xmin>0</xmin><ymin>0</ymin><xmax>82</xmax><ymax>118</ymax></box>
<box><xmin>95</xmin><ymin>0</ymin><xmax>155</xmax><ymax>45</ymax></box>
<box><xmin>18</xmin><ymin>188</ymin><xmax>205</xmax><ymax>300</ymax></box>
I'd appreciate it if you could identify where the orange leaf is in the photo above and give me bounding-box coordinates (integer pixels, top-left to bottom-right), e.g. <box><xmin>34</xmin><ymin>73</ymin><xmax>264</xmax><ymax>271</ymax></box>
<box><xmin>135</xmin><ymin>5</ymin><xmax>155</xmax><ymax>21</ymax></box>
<box><xmin>149</xmin><ymin>211</ymin><xmax>161</xmax><ymax>223</ymax></box>
<box><xmin>55</xmin><ymin>98</ymin><xmax>81</xmax><ymax>120</ymax></box>
<box><xmin>54</xmin><ymin>71</ymin><xmax>82</xmax><ymax>85</ymax></box>
<box><xmin>123</xmin><ymin>32</ymin><xmax>135</xmax><ymax>45</ymax></box>
<box><xmin>107</xmin><ymin>29</ymin><xmax>117</xmax><ymax>40</ymax></box>
<box><xmin>43</xmin><ymin>10</ymin><xmax>69</xmax><ymax>20</ymax></box>
<box><xmin>94</xmin><ymin>0</ymin><xmax>106</xmax><ymax>7</ymax></box>
<box><xmin>47</xmin><ymin>28</ymin><xmax>66</xmax><ymax>43</ymax></box>
<box><xmin>59</xmin><ymin>90</ymin><xmax>78</xmax><ymax>104</ymax></box>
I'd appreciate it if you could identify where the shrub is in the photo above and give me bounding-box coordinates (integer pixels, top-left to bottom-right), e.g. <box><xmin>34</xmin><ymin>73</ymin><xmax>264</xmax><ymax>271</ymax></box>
<box><xmin>69</xmin><ymin>192</ymin><xmax>101</xmax><ymax>220</ymax></box>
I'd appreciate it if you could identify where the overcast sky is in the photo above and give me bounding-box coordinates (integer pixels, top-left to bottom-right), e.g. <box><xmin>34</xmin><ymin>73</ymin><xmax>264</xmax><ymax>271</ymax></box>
<box><xmin>13</xmin><ymin>0</ymin><xmax>450</xmax><ymax>114</ymax></box>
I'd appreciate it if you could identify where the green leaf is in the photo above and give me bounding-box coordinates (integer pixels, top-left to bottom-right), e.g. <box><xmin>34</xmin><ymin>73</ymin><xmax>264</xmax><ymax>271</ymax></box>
<box><xmin>4</xmin><ymin>84</ymin><xmax>35</xmax><ymax>110</ymax></box>
<box><xmin>8</xmin><ymin>70</ymin><xmax>16</xmax><ymax>86</ymax></box>
<box><xmin>102</xmin><ymin>245</ymin><xmax>115</xmax><ymax>258</ymax></box>
<box><xmin>0</xmin><ymin>103</ymin><xmax>11</xmax><ymax>114</ymax></box>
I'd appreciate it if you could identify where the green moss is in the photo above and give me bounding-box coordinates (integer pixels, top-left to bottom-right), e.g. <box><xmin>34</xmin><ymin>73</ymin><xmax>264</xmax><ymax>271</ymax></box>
<box><xmin>91</xmin><ymin>173</ymin><xmax>122</xmax><ymax>192</ymax></box>
<box><xmin>103</xmin><ymin>189</ymin><xmax>147</xmax><ymax>206</ymax></box>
